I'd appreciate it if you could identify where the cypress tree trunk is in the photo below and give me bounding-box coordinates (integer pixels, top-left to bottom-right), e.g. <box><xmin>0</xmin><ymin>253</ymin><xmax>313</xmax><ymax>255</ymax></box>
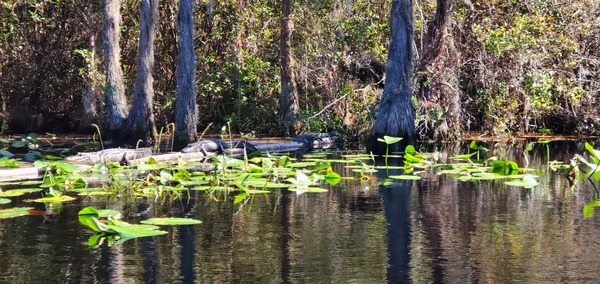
<box><xmin>369</xmin><ymin>0</ymin><xmax>416</xmax><ymax>154</ymax></box>
<box><xmin>103</xmin><ymin>0</ymin><xmax>128</xmax><ymax>136</ymax></box>
<box><xmin>79</xmin><ymin>0</ymin><xmax>99</xmax><ymax>132</ymax></box>
<box><xmin>278</xmin><ymin>0</ymin><xmax>299</xmax><ymax>136</ymax></box>
<box><xmin>173</xmin><ymin>0</ymin><xmax>198</xmax><ymax>151</ymax></box>
<box><xmin>122</xmin><ymin>0</ymin><xmax>158</xmax><ymax>146</ymax></box>
<box><xmin>416</xmin><ymin>0</ymin><xmax>460</xmax><ymax>140</ymax></box>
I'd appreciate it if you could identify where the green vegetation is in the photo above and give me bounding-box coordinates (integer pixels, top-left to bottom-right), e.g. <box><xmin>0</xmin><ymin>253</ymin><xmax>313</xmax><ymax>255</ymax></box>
<box><xmin>0</xmin><ymin>1</ymin><xmax>597</xmax><ymax>139</ymax></box>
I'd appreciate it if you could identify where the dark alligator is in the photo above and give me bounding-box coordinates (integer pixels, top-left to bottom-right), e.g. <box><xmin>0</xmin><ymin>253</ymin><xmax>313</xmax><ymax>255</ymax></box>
<box><xmin>181</xmin><ymin>139</ymin><xmax>259</xmax><ymax>155</ymax></box>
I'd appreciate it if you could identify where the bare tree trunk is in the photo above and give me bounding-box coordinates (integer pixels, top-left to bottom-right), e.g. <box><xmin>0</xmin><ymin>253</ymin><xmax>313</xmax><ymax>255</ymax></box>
<box><xmin>416</xmin><ymin>0</ymin><xmax>460</xmax><ymax>140</ymax></box>
<box><xmin>173</xmin><ymin>0</ymin><xmax>197</xmax><ymax>150</ymax></box>
<box><xmin>102</xmin><ymin>0</ymin><xmax>128</xmax><ymax>136</ymax></box>
<box><xmin>122</xmin><ymin>0</ymin><xmax>158</xmax><ymax>145</ymax></box>
<box><xmin>279</xmin><ymin>0</ymin><xmax>299</xmax><ymax>136</ymax></box>
<box><xmin>369</xmin><ymin>0</ymin><xmax>416</xmax><ymax>154</ymax></box>
<box><xmin>417</xmin><ymin>0</ymin><xmax>454</xmax><ymax>71</ymax></box>
<box><xmin>79</xmin><ymin>0</ymin><xmax>99</xmax><ymax>132</ymax></box>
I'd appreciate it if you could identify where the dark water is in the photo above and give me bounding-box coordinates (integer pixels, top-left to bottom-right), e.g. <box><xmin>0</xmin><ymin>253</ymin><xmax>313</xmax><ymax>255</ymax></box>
<box><xmin>2</xmin><ymin>141</ymin><xmax>600</xmax><ymax>283</ymax></box>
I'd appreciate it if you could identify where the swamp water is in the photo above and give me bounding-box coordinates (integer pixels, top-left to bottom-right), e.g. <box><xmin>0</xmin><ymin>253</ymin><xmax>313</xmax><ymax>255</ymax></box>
<box><xmin>1</xmin><ymin>141</ymin><xmax>600</xmax><ymax>283</ymax></box>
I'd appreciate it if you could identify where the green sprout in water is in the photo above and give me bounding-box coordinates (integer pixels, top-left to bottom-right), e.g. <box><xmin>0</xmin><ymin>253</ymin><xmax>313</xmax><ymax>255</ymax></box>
<box><xmin>377</xmin><ymin>135</ymin><xmax>403</xmax><ymax>168</ymax></box>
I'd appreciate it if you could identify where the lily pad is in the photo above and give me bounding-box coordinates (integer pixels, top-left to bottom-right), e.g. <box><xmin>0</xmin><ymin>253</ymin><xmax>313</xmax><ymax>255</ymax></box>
<box><xmin>0</xmin><ymin>207</ymin><xmax>33</xmax><ymax>219</ymax></box>
<box><xmin>34</xmin><ymin>195</ymin><xmax>77</xmax><ymax>203</ymax></box>
<box><xmin>0</xmin><ymin>198</ymin><xmax>11</xmax><ymax>204</ymax></box>
<box><xmin>0</xmin><ymin>190</ymin><xmax>25</xmax><ymax>197</ymax></box>
<box><xmin>504</xmin><ymin>175</ymin><xmax>539</xmax><ymax>188</ymax></box>
<box><xmin>288</xmin><ymin>187</ymin><xmax>329</xmax><ymax>193</ymax></box>
<box><xmin>388</xmin><ymin>175</ymin><xmax>422</xmax><ymax>180</ymax></box>
<box><xmin>140</xmin><ymin>217</ymin><xmax>202</xmax><ymax>226</ymax></box>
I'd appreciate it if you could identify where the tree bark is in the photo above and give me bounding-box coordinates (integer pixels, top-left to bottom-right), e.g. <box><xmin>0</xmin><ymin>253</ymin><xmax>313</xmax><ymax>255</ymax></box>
<box><xmin>102</xmin><ymin>0</ymin><xmax>128</xmax><ymax>136</ymax></box>
<box><xmin>173</xmin><ymin>0</ymin><xmax>198</xmax><ymax>151</ymax></box>
<box><xmin>79</xmin><ymin>0</ymin><xmax>99</xmax><ymax>132</ymax></box>
<box><xmin>369</xmin><ymin>0</ymin><xmax>416</xmax><ymax>154</ymax></box>
<box><xmin>122</xmin><ymin>0</ymin><xmax>158</xmax><ymax>146</ymax></box>
<box><xmin>416</xmin><ymin>0</ymin><xmax>460</xmax><ymax>140</ymax></box>
<box><xmin>417</xmin><ymin>0</ymin><xmax>454</xmax><ymax>71</ymax></box>
<box><xmin>278</xmin><ymin>0</ymin><xmax>299</xmax><ymax>136</ymax></box>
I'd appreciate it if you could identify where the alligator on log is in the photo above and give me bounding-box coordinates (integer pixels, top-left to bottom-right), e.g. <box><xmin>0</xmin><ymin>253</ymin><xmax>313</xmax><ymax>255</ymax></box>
<box><xmin>181</xmin><ymin>139</ymin><xmax>259</xmax><ymax>155</ymax></box>
<box><xmin>65</xmin><ymin>147</ymin><xmax>153</xmax><ymax>165</ymax></box>
<box><xmin>65</xmin><ymin>134</ymin><xmax>337</xmax><ymax>166</ymax></box>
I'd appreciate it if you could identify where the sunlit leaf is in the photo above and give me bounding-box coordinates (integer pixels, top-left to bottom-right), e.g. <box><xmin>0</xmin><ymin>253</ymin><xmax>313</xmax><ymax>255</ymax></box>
<box><xmin>504</xmin><ymin>175</ymin><xmax>539</xmax><ymax>188</ymax></box>
<box><xmin>34</xmin><ymin>195</ymin><xmax>77</xmax><ymax>203</ymax></box>
<box><xmin>451</xmin><ymin>152</ymin><xmax>477</xmax><ymax>160</ymax></box>
<box><xmin>583</xmin><ymin>199</ymin><xmax>600</xmax><ymax>219</ymax></box>
<box><xmin>0</xmin><ymin>198</ymin><xmax>11</xmax><ymax>204</ymax></box>
<box><xmin>585</xmin><ymin>142</ymin><xmax>600</xmax><ymax>165</ymax></box>
<box><xmin>377</xmin><ymin>136</ymin><xmax>403</xmax><ymax>145</ymax></box>
<box><xmin>0</xmin><ymin>207</ymin><xmax>33</xmax><ymax>219</ymax></box>
<box><xmin>388</xmin><ymin>175</ymin><xmax>422</xmax><ymax>180</ymax></box>
<box><xmin>140</xmin><ymin>217</ymin><xmax>202</xmax><ymax>226</ymax></box>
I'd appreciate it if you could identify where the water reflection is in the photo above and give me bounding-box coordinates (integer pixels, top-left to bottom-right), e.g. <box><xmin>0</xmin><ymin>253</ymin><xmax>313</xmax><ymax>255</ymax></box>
<box><xmin>2</xmin><ymin>142</ymin><xmax>600</xmax><ymax>282</ymax></box>
<box><xmin>376</xmin><ymin>157</ymin><xmax>412</xmax><ymax>283</ymax></box>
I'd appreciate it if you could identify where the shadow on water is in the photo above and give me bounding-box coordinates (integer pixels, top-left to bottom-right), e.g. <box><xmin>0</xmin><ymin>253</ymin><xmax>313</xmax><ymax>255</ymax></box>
<box><xmin>376</xmin><ymin>156</ymin><xmax>412</xmax><ymax>284</ymax></box>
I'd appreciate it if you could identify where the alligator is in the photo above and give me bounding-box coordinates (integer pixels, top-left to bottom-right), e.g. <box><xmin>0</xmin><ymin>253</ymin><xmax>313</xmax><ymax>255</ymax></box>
<box><xmin>181</xmin><ymin>139</ymin><xmax>259</xmax><ymax>155</ymax></box>
<box><xmin>66</xmin><ymin>147</ymin><xmax>153</xmax><ymax>165</ymax></box>
<box><xmin>66</xmin><ymin>139</ymin><xmax>259</xmax><ymax>165</ymax></box>
<box><xmin>66</xmin><ymin>135</ymin><xmax>334</xmax><ymax>165</ymax></box>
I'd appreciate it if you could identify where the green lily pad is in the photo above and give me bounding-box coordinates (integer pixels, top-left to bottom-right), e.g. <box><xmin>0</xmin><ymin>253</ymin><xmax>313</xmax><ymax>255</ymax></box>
<box><xmin>34</xmin><ymin>195</ymin><xmax>77</xmax><ymax>203</ymax></box>
<box><xmin>0</xmin><ymin>191</ymin><xmax>25</xmax><ymax>197</ymax></box>
<box><xmin>0</xmin><ymin>207</ymin><xmax>33</xmax><ymax>219</ymax></box>
<box><xmin>288</xmin><ymin>187</ymin><xmax>329</xmax><ymax>193</ymax></box>
<box><xmin>504</xmin><ymin>175</ymin><xmax>539</xmax><ymax>188</ymax></box>
<box><xmin>79</xmin><ymin>207</ymin><xmax>121</xmax><ymax>218</ymax></box>
<box><xmin>0</xmin><ymin>198</ymin><xmax>11</xmax><ymax>204</ymax></box>
<box><xmin>108</xmin><ymin>219</ymin><xmax>168</xmax><ymax>238</ymax></box>
<box><xmin>140</xmin><ymin>217</ymin><xmax>202</xmax><ymax>226</ymax></box>
<box><xmin>191</xmin><ymin>186</ymin><xmax>230</xmax><ymax>191</ymax></box>
<box><xmin>377</xmin><ymin>136</ymin><xmax>403</xmax><ymax>145</ymax></box>
<box><xmin>388</xmin><ymin>175</ymin><xmax>422</xmax><ymax>180</ymax></box>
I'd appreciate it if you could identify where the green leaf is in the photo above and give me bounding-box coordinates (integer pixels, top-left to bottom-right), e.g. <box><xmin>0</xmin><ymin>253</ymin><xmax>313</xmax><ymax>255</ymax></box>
<box><xmin>45</xmin><ymin>155</ymin><xmax>63</xmax><ymax>161</ymax></box>
<box><xmin>233</xmin><ymin>192</ymin><xmax>249</xmax><ymax>204</ymax></box>
<box><xmin>107</xmin><ymin>219</ymin><xmax>167</xmax><ymax>238</ymax></box>
<box><xmin>288</xmin><ymin>187</ymin><xmax>329</xmax><ymax>193</ymax></box>
<box><xmin>0</xmin><ymin>198</ymin><xmax>11</xmax><ymax>204</ymax></box>
<box><xmin>585</xmin><ymin>142</ymin><xmax>600</xmax><ymax>165</ymax></box>
<box><xmin>404</xmin><ymin>153</ymin><xmax>423</xmax><ymax>163</ymax></box>
<box><xmin>0</xmin><ymin>157</ymin><xmax>19</xmax><ymax>168</ymax></box>
<box><xmin>451</xmin><ymin>152</ymin><xmax>477</xmax><ymax>160</ymax></box>
<box><xmin>388</xmin><ymin>175</ymin><xmax>422</xmax><ymax>180</ymax></box>
<box><xmin>377</xmin><ymin>136</ymin><xmax>403</xmax><ymax>145</ymax></box>
<box><xmin>504</xmin><ymin>175</ymin><xmax>539</xmax><ymax>188</ymax></box>
<box><xmin>325</xmin><ymin>172</ymin><xmax>341</xmax><ymax>185</ymax></box>
<box><xmin>0</xmin><ymin>149</ymin><xmax>14</xmax><ymax>158</ymax></box>
<box><xmin>538</xmin><ymin>128</ymin><xmax>551</xmax><ymax>134</ymax></box>
<box><xmin>583</xmin><ymin>198</ymin><xmax>600</xmax><ymax>219</ymax></box>
<box><xmin>0</xmin><ymin>207</ymin><xmax>33</xmax><ymax>219</ymax></box>
<box><xmin>491</xmin><ymin>160</ymin><xmax>520</xmax><ymax>176</ymax></box>
<box><xmin>140</xmin><ymin>217</ymin><xmax>202</xmax><ymax>226</ymax></box>
<box><xmin>405</xmin><ymin>145</ymin><xmax>417</xmax><ymax>155</ymax></box>
<box><xmin>34</xmin><ymin>195</ymin><xmax>77</xmax><ymax>203</ymax></box>
<box><xmin>0</xmin><ymin>190</ymin><xmax>25</xmax><ymax>197</ymax></box>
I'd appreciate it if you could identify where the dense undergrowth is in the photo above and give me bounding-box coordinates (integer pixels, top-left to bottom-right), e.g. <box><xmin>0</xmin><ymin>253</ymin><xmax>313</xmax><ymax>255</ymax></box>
<box><xmin>0</xmin><ymin>0</ymin><xmax>598</xmax><ymax>140</ymax></box>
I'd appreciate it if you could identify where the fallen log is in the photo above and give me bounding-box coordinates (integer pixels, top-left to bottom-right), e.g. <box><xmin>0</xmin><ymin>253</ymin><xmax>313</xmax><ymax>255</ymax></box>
<box><xmin>0</xmin><ymin>136</ymin><xmax>337</xmax><ymax>182</ymax></box>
